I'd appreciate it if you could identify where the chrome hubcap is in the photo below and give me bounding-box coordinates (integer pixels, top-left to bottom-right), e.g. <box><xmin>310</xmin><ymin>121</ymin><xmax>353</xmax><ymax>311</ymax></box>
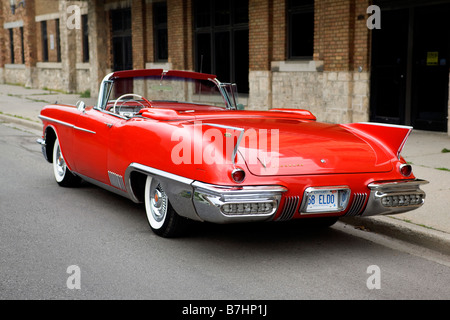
<box><xmin>55</xmin><ymin>145</ymin><xmax>65</xmax><ymax>177</ymax></box>
<box><xmin>150</xmin><ymin>185</ymin><xmax>167</xmax><ymax>222</ymax></box>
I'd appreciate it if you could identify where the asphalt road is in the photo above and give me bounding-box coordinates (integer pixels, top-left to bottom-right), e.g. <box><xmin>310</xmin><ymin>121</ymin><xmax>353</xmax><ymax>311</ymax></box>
<box><xmin>1</xmin><ymin>122</ymin><xmax>450</xmax><ymax>301</ymax></box>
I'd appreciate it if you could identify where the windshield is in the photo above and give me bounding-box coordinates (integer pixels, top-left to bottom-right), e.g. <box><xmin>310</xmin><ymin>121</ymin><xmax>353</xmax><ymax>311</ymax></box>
<box><xmin>107</xmin><ymin>75</ymin><xmax>228</xmax><ymax>109</ymax></box>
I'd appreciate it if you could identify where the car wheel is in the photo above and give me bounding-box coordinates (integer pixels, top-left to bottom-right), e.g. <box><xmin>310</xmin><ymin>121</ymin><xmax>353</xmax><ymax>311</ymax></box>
<box><xmin>144</xmin><ymin>176</ymin><xmax>187</xmax><ymax>237</ymax></box>
<box><xmin>52</xmin><ymin>138</ymin><xmax>80</xmax><ymax>187</ymax></box>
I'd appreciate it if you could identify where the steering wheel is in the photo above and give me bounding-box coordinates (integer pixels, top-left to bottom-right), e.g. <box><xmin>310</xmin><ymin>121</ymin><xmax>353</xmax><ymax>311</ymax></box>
<box><xmin>112</xmin><ymin>93</ymin><xmax>152</xmax><ymax>114</ymax></box>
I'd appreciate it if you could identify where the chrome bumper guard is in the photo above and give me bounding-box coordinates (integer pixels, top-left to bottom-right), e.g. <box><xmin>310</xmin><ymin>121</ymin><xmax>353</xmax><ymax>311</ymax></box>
<box><xmin>36</xmin><ymin>138</ymin><xmax>49</xmax><ymax>162</ymax></box>
<box><xmin>362</xmin><ymin>179</ymin><xmax>429</xmax><ymax>216</ymax></box>
<box><xmin>192</xmin><ymin>181</ymin><xmax>287</xmax><ymax>223</ymax></box>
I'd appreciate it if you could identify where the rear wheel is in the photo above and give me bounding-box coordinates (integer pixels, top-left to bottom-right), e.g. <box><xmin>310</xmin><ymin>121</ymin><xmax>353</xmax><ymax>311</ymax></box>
<box><xmin>144</xmin><ymin>176</ymin><xmax>188</xmax><ymax>237</ymax></box>
<box><xmin>52</xmin><ymin>138</ymin><xmax>80</xmax><ymax>187</ymax></box>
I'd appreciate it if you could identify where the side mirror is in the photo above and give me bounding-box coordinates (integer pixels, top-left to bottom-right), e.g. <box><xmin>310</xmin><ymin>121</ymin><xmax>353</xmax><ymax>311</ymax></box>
<box><xmin>76</xmin><ymin>100</ymin><xmax>86</xmax><ymax>113</ymax></box>
<box><xmin>237</xmin><ymin>104</ymin><xmax>245</xmax><ymax>110</ymax></box>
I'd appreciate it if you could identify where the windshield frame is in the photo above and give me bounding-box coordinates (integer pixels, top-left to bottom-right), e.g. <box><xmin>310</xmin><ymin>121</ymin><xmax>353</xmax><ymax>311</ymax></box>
<box><xmin>96</xmin><ymin>70</ymin><xmax>238</xmax><ymax>112</ymax></box>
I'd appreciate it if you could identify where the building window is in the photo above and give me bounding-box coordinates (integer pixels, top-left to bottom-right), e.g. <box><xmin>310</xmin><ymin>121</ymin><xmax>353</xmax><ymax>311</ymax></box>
<box><xmin>193</xmin><ymin>0</ymin><xmax>249</xmax><ymax>93</ymax></box>
<box><xmin>82</xmin><ymin>14</ymin><xmax>89</xmax><ymax>62</ymax></box>
<box><xmin>56</xmin><ymin>19</ymin><xmax>61</xmax><ymax>62</ymax></box>
<box><xmin>288</xmin><ymin>0</ymin><xmax>314</xmax><ymax>59</ymax></box>
<box><xmin>41</xmin><ymin>21</ymin><xmax>49</xmax><ymax>62</ymax></box>
<box><xmin>153</xmin><ymin>2</ymin><xmax>168</xmax><ymax>61</ymax></box>
<box><xmin>9</xmin><ymin>29</ymin><xmax>14</xmax><ymax>64</ymax></box>
<box><xmin>111</xmin><ymin>8</ymin><xmax>133</xmax><ymax>71</ymax></box>
<box><xmin>20</xmin><ymin>27</ymin><xmax>25</xmax><ymax>64</ymax></box>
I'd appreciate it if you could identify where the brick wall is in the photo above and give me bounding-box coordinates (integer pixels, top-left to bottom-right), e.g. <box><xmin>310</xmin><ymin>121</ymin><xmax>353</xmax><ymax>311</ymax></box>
<box><xmin>23</xmin><ymin>0</ymin><xmax>37</xmax><ymax>68</ymax></box>
<box><xmin>352</xmin><ymin>0</ymin><xmax>371</xmax><ymax>72</ymax></box>
<box><xmin>145</xmin><ymin>3</ymin><xmax>154</xmax><ymax>64</ymax></box>
<box><xmin>132</xmin><ymin>0</ymin><xmax>146</xmax><ymax>70</ymax></box>
<box><xmin>315</xmin><ymin>0</ymin><xmax>352</xmax><ymax>71</ymax></box>
<box><xmin>249</xmin><ymin>0</ymin><xmax>271</xmax><ymax>71</ymax></box>
<box><xmin>12</xmin><ymin>28</ymin><xmax>23</xmax><ymax>64</ymax></box>
<box><xmin>272</xmin><ymin>0</ymin><xmax>285</xmax><ymax>62</ymax></box>
<box><xmin>1</xmin><ymin>0</ymin><xmax>27</xmax><ymax>66</ymax></box>
<box><xmin>4</xmin><ymin>28</ymin><xmax>13</xmax><ymax>64</ymax></box>
<box><xmin>36</xmin><ymin>22</ymin><xmax>43</xmax><ymax>63</ymax></box>
<box><xmin>0</xmin><ymin>0</ymin><xmax>36</xmax><ymax>87</ymax></box>
<box><xmin>248</xmin><ymin>0</ymin><xmax>372</xmax><ymax>124</ymax></box>
<box><xmin>167</xmin><ymin>0</ymin><xmax>193</xmax><ymax>70</ymax></box>
<box><xmin>35</xmin><ymin>0</ymin><xmax>59</xmax><ymax>16</ymax></box>
<box><xmin>314</xmin><ymin>0</ymin><xmax>370</xmax><ymax>72</ymax></box>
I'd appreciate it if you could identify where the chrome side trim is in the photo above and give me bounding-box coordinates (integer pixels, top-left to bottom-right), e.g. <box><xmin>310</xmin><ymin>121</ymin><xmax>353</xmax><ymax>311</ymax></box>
<box><xmin>124</xmin><ymin>163</ymin><xmax>201</xmax><ymax>221</ymax></box>
<box><xmin>39</xmin><ymin>115</ymin><xmax>96</xmax><ymax>134</ymax></box>
<box><xmin>362</xmin><ymin>179</ymin><xmax>428</xmax><ymax>216</ymax></box>
<box><xmin>74</xmin><ymin>126</ymin><xmax>96</xmax><ymax>134</ymax></box>
<box><xmin>76</xmin><ymin>172</ymin><xmax>131</xmax><ymax>200</ymax></box>
<box><xmin>125</xmin><ymin>163</ymin><xmax>194</xmax><ymax>188</ymax></box>
<box><xmin>124</xmin><ymin>163</ymin><xmax>288</xmax><ymax>224</ymax></box>
<box><xmin>39</xmin><ymin>115</ymin><xmax>72</xmax><ymax>128</ymax></box>
<box><xmin>191</xmin><ymin>181</ymin><xmax>287</xmax><ymax>195</ymax></box>
<box><xmin>108</xmin><ymin>171</ymin><xmax>126</xmax><ymax>191</ymax></box>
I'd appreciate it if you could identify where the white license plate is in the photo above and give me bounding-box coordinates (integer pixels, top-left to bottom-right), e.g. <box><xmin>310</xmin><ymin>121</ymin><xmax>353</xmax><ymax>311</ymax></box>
<box><xmin>306</xmin><ymin>189</ymin><xmax>338</xmax><ymax>212</ymax></box>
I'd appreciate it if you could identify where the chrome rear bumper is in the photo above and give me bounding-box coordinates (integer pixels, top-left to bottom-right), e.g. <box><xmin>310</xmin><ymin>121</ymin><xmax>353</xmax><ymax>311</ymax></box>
<box><xmin>362</xmin><ymin>179</ymin><xmax>428</xmax><ymax>216</ymax></box>
<box><xmin>192</xmin><ymin>181</ymin><xmax>287</xmax><ymax>223</ymax></box>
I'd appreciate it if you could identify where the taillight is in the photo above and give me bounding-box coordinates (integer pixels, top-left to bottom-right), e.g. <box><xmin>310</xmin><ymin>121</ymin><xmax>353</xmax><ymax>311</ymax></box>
<box><xmin>231</xmin><ymin>168</ymin><xmax>246</xmax><ymax>183</ymax></box>
<box><xmin>400</xmin><ymin>164</ymin><xmax>412</xmax><ymax>177</ymax></box>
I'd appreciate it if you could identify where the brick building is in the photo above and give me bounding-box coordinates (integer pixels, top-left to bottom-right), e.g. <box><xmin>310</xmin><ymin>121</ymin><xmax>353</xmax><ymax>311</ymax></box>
<box><xmin>0</xmin><ymin>0</ymin><xmax>449</xmax><ymax>134</ymax></box>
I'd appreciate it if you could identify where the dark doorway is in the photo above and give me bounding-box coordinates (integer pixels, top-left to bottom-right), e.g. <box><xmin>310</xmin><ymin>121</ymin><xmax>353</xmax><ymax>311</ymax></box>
<box><xmin>111</xmin><ymin>8</ymin><xmax>132</xmax><ymax>71</ymax></box>
<box><xmin>370</xmin><ymin>2</ymin><xmax>449</xmax><ymax>132</ymax></box>
<box><xmin>193</xmin><ymin>0</ymin><xmax>249</xmax><ymax>93</ymax></box>
<box><xmin>370</xmin><ymin>8</ymin><xmax>409</xmax><ymax>125</ymax></box>
<box><xmin>411</xmin><ymin>4</ymin><xmax>449</xmax><ymax>131</ymax></box>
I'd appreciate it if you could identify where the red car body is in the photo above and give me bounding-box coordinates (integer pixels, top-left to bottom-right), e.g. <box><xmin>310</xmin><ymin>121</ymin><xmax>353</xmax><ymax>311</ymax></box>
<box><xmin>37</xmin><ymin>69</ymin><xmax>428</xmax><ymax>237</ymax></box>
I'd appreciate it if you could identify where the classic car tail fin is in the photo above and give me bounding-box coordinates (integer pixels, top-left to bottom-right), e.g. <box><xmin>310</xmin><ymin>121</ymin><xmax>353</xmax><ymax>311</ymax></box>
<box><xmin>269</xmin><ymin>108</ymin><xmax>316</xmax><ymax>121</ymax></box>
<box><xmin>340</xmin><ymin>122</ymin><xmax>412</xmax><ymax>159</ymax></box>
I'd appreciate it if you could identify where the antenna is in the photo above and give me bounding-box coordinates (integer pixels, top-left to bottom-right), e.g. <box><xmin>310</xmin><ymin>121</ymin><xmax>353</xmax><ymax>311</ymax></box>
<box><xmin>198</xmin><ymin>55</ymin><xmax>204</xmax><ymax>102</ymax></box>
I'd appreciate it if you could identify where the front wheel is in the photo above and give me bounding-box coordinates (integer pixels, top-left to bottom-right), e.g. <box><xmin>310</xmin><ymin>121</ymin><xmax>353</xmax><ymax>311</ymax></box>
<box><xmin>52</xmin><ymin>138</ymin><xmax>80</xmax><ymax>187</ymax></box>
<box><xmin>144</xmin><ymin>176</ymin><xmax>188</xmax><ymax>237</ymax></box>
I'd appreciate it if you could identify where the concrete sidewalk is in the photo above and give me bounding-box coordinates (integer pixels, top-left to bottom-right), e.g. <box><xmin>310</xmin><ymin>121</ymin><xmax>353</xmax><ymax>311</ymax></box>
<box><xmin>1</xmin><ymin>83</ymin><xmax>449</xmax><ymax>255</ymax></box>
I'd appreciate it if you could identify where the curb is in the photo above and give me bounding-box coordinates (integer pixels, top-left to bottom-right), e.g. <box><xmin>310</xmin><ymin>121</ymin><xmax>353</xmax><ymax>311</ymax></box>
<box><xmin>0</xmin><ymin>114</ymin><xmax>42</xmax><ymax>132</ymax></box>
<box><xmin>340</xmin><ymin>216</ymin><xmax>450</xmax><ymax>256</ymax></box>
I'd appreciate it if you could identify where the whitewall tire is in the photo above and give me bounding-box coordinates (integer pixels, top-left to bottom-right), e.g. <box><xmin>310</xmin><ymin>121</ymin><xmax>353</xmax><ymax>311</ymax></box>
<box><xmin>52</xmin><ymin>138</ymin><xmax>80</xmax><ymax>187</ymax></box>
<box><xmin>144</xmin><ymin>175</ymin><xmax>188</xmax><ymax>237</ymax></box>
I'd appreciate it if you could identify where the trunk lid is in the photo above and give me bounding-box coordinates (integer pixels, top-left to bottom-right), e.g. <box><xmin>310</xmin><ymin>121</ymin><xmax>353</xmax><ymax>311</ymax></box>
<box><xmin>203</xmin><ymin>117</ymin><xmax>393</xmax><ymax>176</ymax></box>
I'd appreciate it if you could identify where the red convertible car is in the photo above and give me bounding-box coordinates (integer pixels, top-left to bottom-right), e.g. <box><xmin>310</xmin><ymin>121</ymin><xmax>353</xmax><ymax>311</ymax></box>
<box><xmin>37</xmin><ymin>69</ymin><xmax>428</xmax><ymax>237</ymax></box>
